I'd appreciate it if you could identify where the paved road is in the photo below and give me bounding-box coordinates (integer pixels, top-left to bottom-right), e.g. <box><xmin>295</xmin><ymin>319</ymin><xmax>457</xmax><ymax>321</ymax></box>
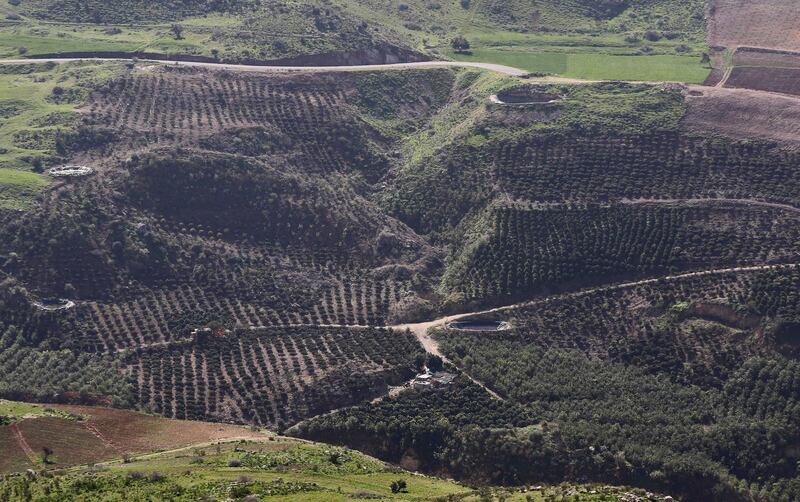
<box><xmin>0</xmin><ymin>57</ymin><xmax>530</xmax><ymax>76</ymax></box>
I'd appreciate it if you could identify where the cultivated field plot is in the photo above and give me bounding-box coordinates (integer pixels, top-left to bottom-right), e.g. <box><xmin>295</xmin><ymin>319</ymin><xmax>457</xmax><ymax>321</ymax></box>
<box><xmin>446</xmin><ymin>202</ymin><xmax>800</xmax><ymax>302</ymax></box>
<box><xmin>725</xmin><ymin>66</ymin><xmax>800</xmax><ymax>97</ymax></box>
<box><xmin>733</xmin><ymin>49</ymin><xmax>800</xmax><ymax>68</ymax></box>
<box><xmin>81</xmin><ymin>66</ymin><xmax>454</xmax><ymax>171</ymax></box>
<box><xmin>442</xmin><ymin>265</ymin><xmax>800</xmax><ymax>385</ymax></box>
<box><xmin>70</xmin><ymin>278</ymin><xmax>407</xmax><ymax>352</ymax></box>
<box><xmin>0</xmin><ymin>426</ymin><xmax>32</xmax><ymax>473</ymax></box>
<box><xmin>708</xmin><ymin>0</ymin><xmax>800</xmax><ymax>51</ymax></box>
<box><xmin>427</xmin><ymin>267</ymin><xmax>800</xmax><ymax>500</ymax></box>
<box><xmin>682</xmin><ymin>86</ymin><xmax>800</xmax><ymax>146</ymax></box>
<box><xmin>0</xmin><ymin>404</ymin><xmax>264</xmax><ymax>473</ymax></box>
<box><xmin>723</xmin><ymin>49</ymin><xmax>800</xmax><ymax>96</ymax></box>
<box><xmin>491</xmin><ymin>132</ymin><xmax>800</xmax><ymax>204</ymax></box>
<box><xmin>83</xmin><ymin>69</ymin><xmax>348</xmax><ymax>148</ymax></box>
<box><xmin>124</xmin><ymin>326</ymin><xmax>423</xmax><ymax>428</ymax></box>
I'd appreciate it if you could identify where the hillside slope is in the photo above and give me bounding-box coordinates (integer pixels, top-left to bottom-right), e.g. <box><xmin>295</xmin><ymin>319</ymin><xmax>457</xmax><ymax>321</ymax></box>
<box><xmin>0</xmin><ymin>0</ymin><xmax>710</xmax><ymax>81</ymax></box>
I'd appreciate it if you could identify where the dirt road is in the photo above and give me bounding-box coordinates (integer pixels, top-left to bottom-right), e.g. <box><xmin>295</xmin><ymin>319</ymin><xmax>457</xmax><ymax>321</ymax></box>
<box><xmin>0</xmin><ymin>57</ymin><xmax>530</xmax><ymax>76</ymax></box>
<box><xmin>392</xmin><ymin>262</ymin><xmax>800</xmax><ymax>367</ymax></box>
<box><xmin>620</xmin><ymin>197</ymin><xmax>800</xmax><ymax>214</ymax></box>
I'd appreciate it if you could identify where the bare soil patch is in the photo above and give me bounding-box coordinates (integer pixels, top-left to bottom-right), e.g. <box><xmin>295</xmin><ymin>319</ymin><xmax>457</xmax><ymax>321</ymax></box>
<box><xmin>0</xmin><ymin>426</ymin><xmax>34</xmax><ymax>473</ymax></box>
<box><xmin>709</xmin><ymin>0</ymin><xmax>800</xmax><ymax>51</ymax></box>
<box><xmin>0</xmin><ymin>406</ymin><xmax>265</xmax><ymax>473</ymax></box>
<box><xmin>493</xmin><ymin>87</ymin><xmax>563</xmax><ymax>105</ymax></box>
<box><xmin>17</xmin><ymin>417</ymin><xmax>116</xmax><ymax>467</ymax></box>
<box><xmin>725</xmin><ymin>66</ymin><xmax>800</xmax><ymax>96</ymax></box>
<box><xmin>682</xmin><ymin>86</ymin><xmax>800</xmax><ymax>147</ymax></box>
<box><xmin>733</xmin><ymin>49</ymin><xmax>800</xmax><ymax>69</ymax></box>
<box><xmin>55</xmin><ymin>405</ymin><xmax>264</xmax><ymax>453</ymax></box>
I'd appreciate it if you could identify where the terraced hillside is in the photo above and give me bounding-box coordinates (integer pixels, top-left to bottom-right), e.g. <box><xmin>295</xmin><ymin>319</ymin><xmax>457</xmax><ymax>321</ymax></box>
<box><xmin>0</xmin><ymin>46</ymin><xmax>799</xmax><ymax>502</ymax></box>
<box><xmin>444</xmin><ymin>202</ymin><xmax>800</xmax><ymax>303</ymax></box>
<box><xmin>125</xmin><ymin>326</ymin><xmax>423</xmax><ymax>428</ymax></box>
<box><xmin>301</xmin><ymin>266</ymin><xmax>800</xmax><ymax>501</ymax></box>
<box><xmin>0</xmin><ymin>400</ymin><xmax>265</xmax><ymax>473</ymax></box>
<box><xmin>0</xmin><ymin>417</ymin><xmax>660</xmax><ymax>502</ymax></box>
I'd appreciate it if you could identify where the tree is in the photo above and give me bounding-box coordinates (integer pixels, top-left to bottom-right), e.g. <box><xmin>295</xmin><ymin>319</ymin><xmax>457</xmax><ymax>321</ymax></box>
<box><xmin>390</xmin><ymin>479</ymin><xmax>407</xmax><ymax>493</ymax></box>
<box><xmin>170</xmin><ymin>24</ymin><xmax>184</xmax><ymax>40</ymax></box>
<box><xmin>426</xmin><ymin>354</ymin><xmax>444</xmax><ymax>372</ymax></box>
<box><xmin>451</xmin><ymin>36</ymin><xmax>470</xmax><ymax>54</ymax></box>
<box><xmin>42</xmin><ymin>447</ymin><xmax>53</xmax><ymax>464</ymax></box>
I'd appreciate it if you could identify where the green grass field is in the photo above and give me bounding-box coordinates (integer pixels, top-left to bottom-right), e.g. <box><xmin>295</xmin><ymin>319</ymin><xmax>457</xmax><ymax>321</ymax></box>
<box><xmin>0</xmin><ymin>399</ymin><xmax>79</xmax><ymax>422</ymax></box>
<box><xmin>0</xmin><ymin>0</ymin><xmax>711</xmax><ymax>83</ymax></box>
<box><xmin>0</xmin><ymin>167</ymin><xmax>47</xmax><ymax>209</ymax></box>
<box><xmin>0</xmin><ymin>434</ymin><xmax>651</xmax><ymax>501</ymax></box>
<box><xmin>448</xmin><ymin>47</ymin><xmax>711</xmax><ymax>82</ymax></box>
<box><xmin>0</xmin><ymin>60</ymin><xmax>126</xmax><ymax>207</ymax></box>
<box><xmin>1</xmin><ymin>437</ymin><xmax>474</xmax><ymax>500</ymax></box>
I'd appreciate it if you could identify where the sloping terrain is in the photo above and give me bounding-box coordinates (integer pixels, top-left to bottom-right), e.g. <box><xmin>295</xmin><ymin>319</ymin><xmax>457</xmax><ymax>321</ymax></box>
<box><xmin>0</xmin><ymin>401</ymin><xmax>264</xmax><ymax>473</ymax></box>
<box><xmin>0</xmin><ymin>0</ymin><xmax>710</xmax><ymax>82</ymax></box>
<box><xmin>682</xmin><ymin>85</ymin><xmax>800</xmax><ymax>146</ymax></box>
<box><xmin>302</xmin><ymin>266</ymin><xmax>800</xmax><ymax>501</ymax></box>
<box><xmin>708</xmin><ymin>0</ymin><xmax>800</xmax><ymax>51</ymax></box>
<box><xmin>0</xmin><ymin>428</ymin><xmax>661</xmax><ymax>502</ymax></box>
<box><xmin>0</xmin><ymin>39</ymin><xmax>799</xmax><ymax>502</ymax></box>
<box><xmin>0</xmin><ymin>63</ymin><xmax>451</xmax><ymax>430</ymax></box>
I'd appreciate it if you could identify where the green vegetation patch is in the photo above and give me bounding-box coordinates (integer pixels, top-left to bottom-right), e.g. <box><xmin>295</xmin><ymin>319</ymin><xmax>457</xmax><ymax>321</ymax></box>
<box><xmin>0</xmin><ymin>60</ymin><xmax>122</xmax><ymax>170</ymax></box>
<box><xmin>0</xmin><ymin>399</ymin><xmax>81</xmax><ymax>424</ymax></box>
<box><xmin>14</xmin><ymin>0</ymin><xmax>256</xmax><ymax>23</ymax></box>
<box><xmin>0</xmin><ymin>167</ymin><xmax>47</xmax><ymax>209</ymax></box>
<box><xmin>235</xmin><ymin>444</ymin><xmax>385</xmax><ymax>474</ymax></box>
<box><xmin>0</xmin><ymin>438</ymin><xmax>473</xmax><ymax>501</ymax></box>
<box><xmin>451</xmin><ymin>48</ymin><xmax>709</xmax><ymax>82</ymax></box>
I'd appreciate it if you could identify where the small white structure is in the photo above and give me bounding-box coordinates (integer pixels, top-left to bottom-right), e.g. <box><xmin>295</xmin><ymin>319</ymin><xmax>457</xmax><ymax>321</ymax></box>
<box><xmin>32</xmin><ymin>298</ymin><xmax>75</xmax><ymax>311</ymax></box>
<box><xmin>412</xmin><ymin>371</ymin><xmax>455</xmax><ymax>390</ymax></box>
<box><xmin>48</xmin><ymin>165</ymin><xmax>94</xmax><ymax>177</ymax></box>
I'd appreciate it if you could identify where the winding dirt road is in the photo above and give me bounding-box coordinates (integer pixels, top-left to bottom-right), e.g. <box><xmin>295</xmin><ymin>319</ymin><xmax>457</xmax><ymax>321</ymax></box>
<box><xmin>391</xmin><ymin>261</ymin><xmax>800</xmax><ymax>388</ymax></box>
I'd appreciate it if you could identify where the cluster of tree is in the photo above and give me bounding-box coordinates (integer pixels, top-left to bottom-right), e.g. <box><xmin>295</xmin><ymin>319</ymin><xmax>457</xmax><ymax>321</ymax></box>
<box><xmin>0</xmin><ymin>471</ymin><xmax>324</xmax><ymax>500</ymax></box>
<box><xmin>128</xmin><ymin>152</ymin><xmax>380</xmax><ymax>249</ymax></box>
<box><xmin>0</xmin><ymin>321</ymin><xmax>133</xmax><ymax>406</ymax></box>
<box><xmin>494</xmin><ymin>132</ymin><xmax>800</xmax><ymax>205</ymax></box>
<box><xmin>298</xmin><ymin>269</ymin><xmax>800</xmax><ymax>500</ymax></box>
<box><xmin>17</xmin><ymin>0</ymin><xmax>255</xmax><ymax>23</ymax></box>
<box><xmin>126</xmin><ymin>326</ymin><xmax>423</xmax><ymax>429</ymax></box>
<box><xmin>299</xmin><ymin>361</ymin><xmax>800</xmax><ymax>501</ymax></box>
<box><xmin>445</xmin><ymin>203</ymin><xmax>799</xmax><ymax>303</ymax></box>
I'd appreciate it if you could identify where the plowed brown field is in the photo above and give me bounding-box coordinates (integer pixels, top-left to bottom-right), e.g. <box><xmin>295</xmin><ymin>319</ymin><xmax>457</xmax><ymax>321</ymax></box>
<box><xmin>683</xmin><ymin>86</ymin><xmax>800</xmax><ymax>147</ymax></box>
<box><xmin>709</xmin><ymin>0</ymin><xmax>800</xmax><ymax>51</ymax></box>
<box><xmin>0</xmin><ymin>405</ymin><xmax>265</xmax><ymax>473</ymax></box>
<box><xmin>725</xmin><ymin>66</ymin><xmax>800</xmax><ymax>96</ymax></box>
